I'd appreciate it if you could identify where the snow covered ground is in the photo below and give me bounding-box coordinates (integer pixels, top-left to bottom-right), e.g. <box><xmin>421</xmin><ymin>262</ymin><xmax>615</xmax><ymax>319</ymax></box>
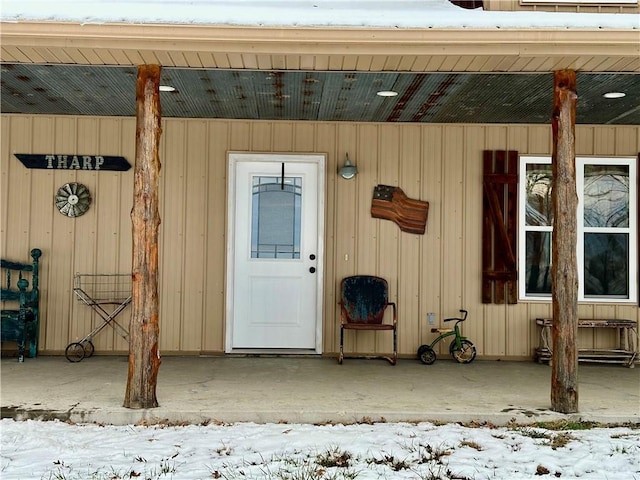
<box><xmin>1</xmin><ymin>419</ymin><xmax>638</xmax><ymax>479</ymax></box>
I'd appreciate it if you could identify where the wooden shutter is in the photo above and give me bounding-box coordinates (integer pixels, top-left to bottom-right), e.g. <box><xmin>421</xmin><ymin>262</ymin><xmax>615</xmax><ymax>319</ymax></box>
<box><xmin>482</xmin><ymin>150</ymin><xmax>518</xmax><ymax>304</ymax></box>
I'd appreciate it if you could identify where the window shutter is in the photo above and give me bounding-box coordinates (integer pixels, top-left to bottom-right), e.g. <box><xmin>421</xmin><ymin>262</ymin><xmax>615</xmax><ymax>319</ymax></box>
<box><xmin>482</xmin><ymin>150</ymin><xmax>518</xmax><ymax>304</ymax></box>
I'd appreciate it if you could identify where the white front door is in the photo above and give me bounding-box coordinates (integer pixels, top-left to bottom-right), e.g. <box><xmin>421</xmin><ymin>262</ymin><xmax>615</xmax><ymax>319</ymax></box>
<box><xmin>226</xmin><ymin>153</ymin><xmax>324</xmax><ymax>352</ymax></box>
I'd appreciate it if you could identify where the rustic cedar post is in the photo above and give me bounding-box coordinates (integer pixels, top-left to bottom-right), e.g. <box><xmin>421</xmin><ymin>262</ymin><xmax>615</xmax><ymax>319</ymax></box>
<box><xmin>124</xmin><ymin>64</ymin><xmax>162</xmax><ymax>409</ymax></box>
<box><xmin>550</xmin><ymin>69</ymin><xmax>579</xmax><ymax>414</ymax></box>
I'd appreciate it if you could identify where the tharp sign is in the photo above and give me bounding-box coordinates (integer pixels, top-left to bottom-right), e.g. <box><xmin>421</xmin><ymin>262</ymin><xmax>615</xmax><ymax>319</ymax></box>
<box><xmin>15</xmin><ymin>154</ymin><xmax>131</xmax><ymax>171</ymax></box>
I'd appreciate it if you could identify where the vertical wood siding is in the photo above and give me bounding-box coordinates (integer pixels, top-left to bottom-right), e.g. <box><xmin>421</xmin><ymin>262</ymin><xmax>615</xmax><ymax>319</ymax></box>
<box><xmin>1</xmin><ymin>114</ymin><xmax>638</xmax><ymax>358</ymax></box>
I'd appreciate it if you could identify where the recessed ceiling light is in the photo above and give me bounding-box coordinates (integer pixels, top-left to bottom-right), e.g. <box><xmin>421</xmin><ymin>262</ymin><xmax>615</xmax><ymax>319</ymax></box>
<box><xmin>377</xmin><ymin>90</ymin><xmax>398</xmax><ymax>97</ymax></box>
<box><xmin>159</xmin><ymin>85</ymin><xmax>176</xmax><ymax>92</ymax></box>
<box><xmin>603</xmin><ymin>92</ymin><xmax>625</xmax><ymax>99</ymax></box>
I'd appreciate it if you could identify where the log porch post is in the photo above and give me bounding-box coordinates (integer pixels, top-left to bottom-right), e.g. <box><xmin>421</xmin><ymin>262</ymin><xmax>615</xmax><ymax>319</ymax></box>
<box><xmin>124</xmin><ymin>64</ymin><xmax>162</xmax><ymax>409</ymax></box>
<box><xmin>550</xmin><ymin>69</ymin><xmax>579</xmax><ymax>414</ymax></box>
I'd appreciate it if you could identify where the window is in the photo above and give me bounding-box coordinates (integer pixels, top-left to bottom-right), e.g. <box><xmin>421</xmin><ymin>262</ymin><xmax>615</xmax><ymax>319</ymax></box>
<box><xmin>251</xmin><ymin>175</ymin><xmax>302</xmax><ymax>259</ymax></box>
<box><xmin>519</xmin><ymin>156</ymin><xmax>637</xmax><ymax>303</ymax></box>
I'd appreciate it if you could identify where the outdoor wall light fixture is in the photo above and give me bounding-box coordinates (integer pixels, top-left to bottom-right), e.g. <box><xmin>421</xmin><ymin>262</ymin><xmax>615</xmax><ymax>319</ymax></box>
<box><xmin>339</xmin><ymin>153</ymin><xmax>358</xmax><ymax>179</ymax></box>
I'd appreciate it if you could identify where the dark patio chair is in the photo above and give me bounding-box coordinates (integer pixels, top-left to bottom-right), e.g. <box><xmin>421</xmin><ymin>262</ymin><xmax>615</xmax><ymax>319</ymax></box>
<box><xmin>338</xmin><ymin>275</ymin><xmax>397</xmax><ymax>365</ymax></box>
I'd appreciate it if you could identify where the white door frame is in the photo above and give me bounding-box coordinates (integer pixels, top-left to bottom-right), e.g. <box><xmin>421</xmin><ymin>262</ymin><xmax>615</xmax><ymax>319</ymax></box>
<box><xmin>225</xmin><ymin>152</ymin><xmax>325</xmax><ymax>353</ymax></box>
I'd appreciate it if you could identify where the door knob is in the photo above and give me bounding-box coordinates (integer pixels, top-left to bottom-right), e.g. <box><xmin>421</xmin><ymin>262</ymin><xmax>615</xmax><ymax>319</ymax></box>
<box><xmin>309</xmin><ymin>267</ymin><xmax>316</xmax><ymax>273</ymax></box>
<box><xmin>309</xmin><ymin>254</ymin><xmax>316</xmax><ymax>260</ymax></box>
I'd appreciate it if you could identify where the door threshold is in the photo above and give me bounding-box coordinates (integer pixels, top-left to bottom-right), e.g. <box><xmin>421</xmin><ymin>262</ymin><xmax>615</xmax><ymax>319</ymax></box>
<box><xmin>228</xmin><ymin>348</ymin><xmax>320</xmax><ymax>356</ymax></box>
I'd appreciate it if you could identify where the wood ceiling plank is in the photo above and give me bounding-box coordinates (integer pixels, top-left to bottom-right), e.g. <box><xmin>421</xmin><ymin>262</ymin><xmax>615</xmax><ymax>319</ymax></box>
<box><xmin>182</xmin><ymin>51</ymin><xmax>204</xmax><ymax>68</ymax></box>
<box><xmin>212</xmin><ymin>53</ymin><xmax>232</xmax><ymax>68</ymax></box>
<box><xmin>423</xmin><ymin>56</ymin><xmax>446</xmax><ymax>72</ymax></box>
<box><xmin>271</xmin><ymin>54</ymin><xmax>286</xmax><ymax>69</ymax></box>
<box><xmin>505</xmin><ymin>56</ymin><xmax>538</xmax><ymax>72</ymax></box>
<box><xmin>369</xmin><ymin>56</ymin><xmax>387</xmax><ymax>71</ymax></box>
<box><xmin>284</xmin><ymin>55</ymin><xmax>300</xmax><ymax>70</ymax></box>
<box><xmin>77</xmin><ymin>47</ymin><xmax>105</xmax><ymax>64</ymax></box>
<box><xmin>514</xmin><ymin>56</ymin><xmax>548</xmax><ymax>72</ymax></box>
<box><xmin>63</xmin><ymin>47</ymin><xmax>92</xmax><ymax>64</ymax></box>
<box><xmin>314</xmin><ymin>55</ymin><xmax>330</xmax><ymax>70</ymax></box>
<box><xmin>608</xmin><ymin>56</ymin><xmax>640</xmax><ymax>72</ymax></box>
<box><xmin>355</xmin><ymin>55</ymin><xmax>373</xmax><ymax>71</ymax></box>
<box><xmin>118</xmin><ymin>49</ymin><xmax>144</xmax><ymax>65</ymax></box>
<box><xmin>473</xmin><ymin>55</ymin><xmax>503</xmax><ymax>72</ymax></box>
<box><xmin>153</xmin><ymin>50</ymin><xmax>176</xmax><ymax>66</ymax></box>
<box><xmin>577</xmin><ymin>56</ymin><xmax>613</xmax><ymax>71</ymax></box>
<box><xmin>226</xmin><ymin>53</ymin><xmax>244</xmax><ymax>68</ymax></box>
<box><xmin>2</xmin><ymin>45</ymin><xmax>32</xmax><ymax>62</ymax></box>
<box><xmin>409</xmin><ymin>56</ymin><xmax>430</xmax><ymax>72</ymax></box>
<box><xmin>383</xmin><ymin>56</ymin><xmax>402</xmax><ymax>71</ymax></box>
<box><xmin>494</xmin><ymin>55</ymin><xmax>521</xmax><ymax>72</ymax></box>
<box><xmin>15</xmin><ymin>46</ymin><xmax>47</xmax><ymax>63</ymax></box>
<box><xmin>46</xmin><ymin>46</ymin><xmax>79</xmax><ymax>63</ymax></box>
<box><xmin>397</xmin><ymin>55</ymin><xmax>417</xmax><ymax>71</ymax></box>
<box><xmin>451</xmin><ymin>56</ymin><xmax>475</xmax><ymax>72</ymax></box>
<box><xmin>466</xmin><ymin>55</ymin><xmax>492</xmax><ymax>72</ymax></box>
<box><xmin>0</xmin><ymin>46</ymin><xmax>20</xmax><ymax>62</ymax></box>
<box><xmin>109</xmin><ymin>49</ymin><xmax>136</xmax><ymax>66</ymax></box>
<box><xmin>439</xmin><ymin>55</ymin><xmax>461</xmax><ymax>71</ymax></box>
<box><xmin>256</xmin><ymin>54</ymin><xmax>272</xmax><ymax>69</ymax></box>
<box><xmin>328</xmin><ymin>55</ymin><xmax>344</xmax><ymax>70</ymax></box>
<box><xmin>590</xmin><ymin>56</ymin><xmax>631</xmax><ymax>72</ymax></box>
<box><xmin>168</xmin><ymin>51</ymin><xmax>190</xmax><ymax>67</ymax></box>
<box><xmin>341</xmin><ymin>55</ymin><xmax>358</xmax><ymax>71</ymax></box>
<box><xmin>137</xmin><ymin>50</ymin><xmax>161</xmax><ymax>64</ymax></box>
<box><xmin>549</xmin><ymin>56</ymin><xmax>580</xmax><ymax>71</ymax></box>
<box><xmin>299</xmin><ymin>54</ymin><xmax>315</xmax><ymax>70</ymax></box>
<box><xmin>241</xmin><ymin>54</ymin><xmax>259</xmax><ymax>69</ymax></box>
<box><xmin>95</xmin><ymin>48</ymin><xmax>119</xmax><ymax>65</ymax></box>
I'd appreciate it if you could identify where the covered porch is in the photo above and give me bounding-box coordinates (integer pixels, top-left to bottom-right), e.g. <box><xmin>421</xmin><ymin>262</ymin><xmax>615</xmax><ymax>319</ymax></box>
<box><xmin>1</xmin><ymin>356</ymin><xmax>638</xmax><ymax>426</ymax></box>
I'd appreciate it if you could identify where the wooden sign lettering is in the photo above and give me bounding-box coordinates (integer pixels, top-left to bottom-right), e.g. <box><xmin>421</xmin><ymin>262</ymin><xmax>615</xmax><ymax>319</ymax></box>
<box><xmin>14</xmin><ymin>154</ymin><xmax>131</xmax><ymax>171</ymax></box>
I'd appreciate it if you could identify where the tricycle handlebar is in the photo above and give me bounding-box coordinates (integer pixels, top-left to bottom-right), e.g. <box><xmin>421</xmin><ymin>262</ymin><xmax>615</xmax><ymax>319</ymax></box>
<box><xmin>443</xmin><ymin>309</ymin><xmax>468</xmax><ymax>322</ymax></box>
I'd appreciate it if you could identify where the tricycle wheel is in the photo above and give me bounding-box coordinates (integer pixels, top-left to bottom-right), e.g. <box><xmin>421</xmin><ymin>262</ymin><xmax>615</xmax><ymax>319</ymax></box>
<box><xmin>449</xmin><ymin>339</ymin><xmax>477</xmax><ymax>364</ymax></box>
<box><xmin>417</xmin><ymin>345</ymin><xmax>436</xmax><ymax>365</ymax></box>
<box><xmin>65</xmin><ymin>342</ymin><xmax>85</xmax><ymax>363</ymax></box>
<box><xmin>82</xmin><ymin>340</ymin><xmax>95</xmax><ymax>358</ymax></box>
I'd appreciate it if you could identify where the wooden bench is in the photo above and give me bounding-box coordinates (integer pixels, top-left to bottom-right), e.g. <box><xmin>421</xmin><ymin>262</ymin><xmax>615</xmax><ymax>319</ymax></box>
<box><xmin>1</xmin><ymin>249</ymin><xmax>42</xmax><ymax>362</ymax></box>
<box><xmin>534</xmin><ymin>317</ymin><xmax>638</xmax><ymax>368</ymax></box>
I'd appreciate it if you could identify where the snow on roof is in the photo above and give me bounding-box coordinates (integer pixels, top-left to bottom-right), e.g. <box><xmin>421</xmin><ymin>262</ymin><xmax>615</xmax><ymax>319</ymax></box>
<box><xmin>1</xmin><ymin>0</ymin><xmax>639</xmax><ymax>29</ymax></box>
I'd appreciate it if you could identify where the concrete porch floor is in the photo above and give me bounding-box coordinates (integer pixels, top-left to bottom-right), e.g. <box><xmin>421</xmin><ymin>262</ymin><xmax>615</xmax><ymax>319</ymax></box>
<box><xmin>1</xmin><ymin>355</ymin><xmax>638</xmax><ymax>426</ymax></box>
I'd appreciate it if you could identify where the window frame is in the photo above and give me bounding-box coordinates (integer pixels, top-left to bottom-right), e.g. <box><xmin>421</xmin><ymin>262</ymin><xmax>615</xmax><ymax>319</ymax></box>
<box><xmin>519</xmin><ymin>155</ymin><xmax>637</xmax><ymax>303</ymax></box>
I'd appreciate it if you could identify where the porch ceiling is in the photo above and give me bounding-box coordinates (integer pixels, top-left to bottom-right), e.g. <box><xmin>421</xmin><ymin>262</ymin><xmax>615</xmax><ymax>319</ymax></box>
<box><xmin>2</xmin><ymin>63</ymin><xmax>639</xmax><ymax>124</ymax></box>
<box><xmin>1</xmin><ymin>21</ymin><xmax>639</xmax><ymax>125</ymax></box>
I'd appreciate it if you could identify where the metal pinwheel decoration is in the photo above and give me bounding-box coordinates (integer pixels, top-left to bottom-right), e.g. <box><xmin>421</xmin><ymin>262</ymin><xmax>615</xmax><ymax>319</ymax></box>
<box><xmin>55</xmin><ymin>182</ymin><xmax>92</xmax><ymax>217</ymax></box>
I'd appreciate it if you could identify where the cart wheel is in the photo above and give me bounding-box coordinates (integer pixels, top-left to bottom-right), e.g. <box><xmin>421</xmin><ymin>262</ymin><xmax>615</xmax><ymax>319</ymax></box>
<box><xmin>82</xmin><ymin>340</ymin><xmax>95</xmax><ymax>358</ymax></box>
<box><xmin>65</xmin><ymin>342</ymin><xmax>85</xmax><ymax>363</ymax></box>
<box><xmin>417</xmin><ymin>345</ymin><xmax>436</xmax><ymax>365</ymax></box>
<box><xmin>449</xmin><ymin>339</ymin><xmax>477</xmax><ymax>364</ymax></box>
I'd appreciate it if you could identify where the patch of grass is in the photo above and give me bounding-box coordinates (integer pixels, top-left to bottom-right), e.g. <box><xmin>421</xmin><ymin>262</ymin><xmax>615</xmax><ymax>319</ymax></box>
<box><xmin>367</xmin><ymin>454</ymin><xmax>411</xmax><ymax>471</ymax></box>
<box><xmin>547</xmin><ymin>432</ymin><xmax>574</xmax><ymax>450</ymax></box>
<box><xmin>515</xmin><ymin>427</ymin><xmax>552</xmax><ymax>440</ymax></box>
<box><xmin>459</xmin><ymin>439</ymin><xmax>483</xmax><ymax>451</ymax></box>
<box><xmin>533</xmin><ymin>420</ymin><xmax>598</xmax><ymax>431</ymax></box>
<box><xmin>215</xmin><ymin>453</ymin><xmax>361</xmax><ymax>480</ymax></box>
<box><xmin>315</xmin><ymin>447</ymin><xmax>352</xmax><ymax>468</ymax></box>
<box><xmin>514</xmin><ymin>426</ymin><xmax>575</xmax><ymax>449</ymax></box>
